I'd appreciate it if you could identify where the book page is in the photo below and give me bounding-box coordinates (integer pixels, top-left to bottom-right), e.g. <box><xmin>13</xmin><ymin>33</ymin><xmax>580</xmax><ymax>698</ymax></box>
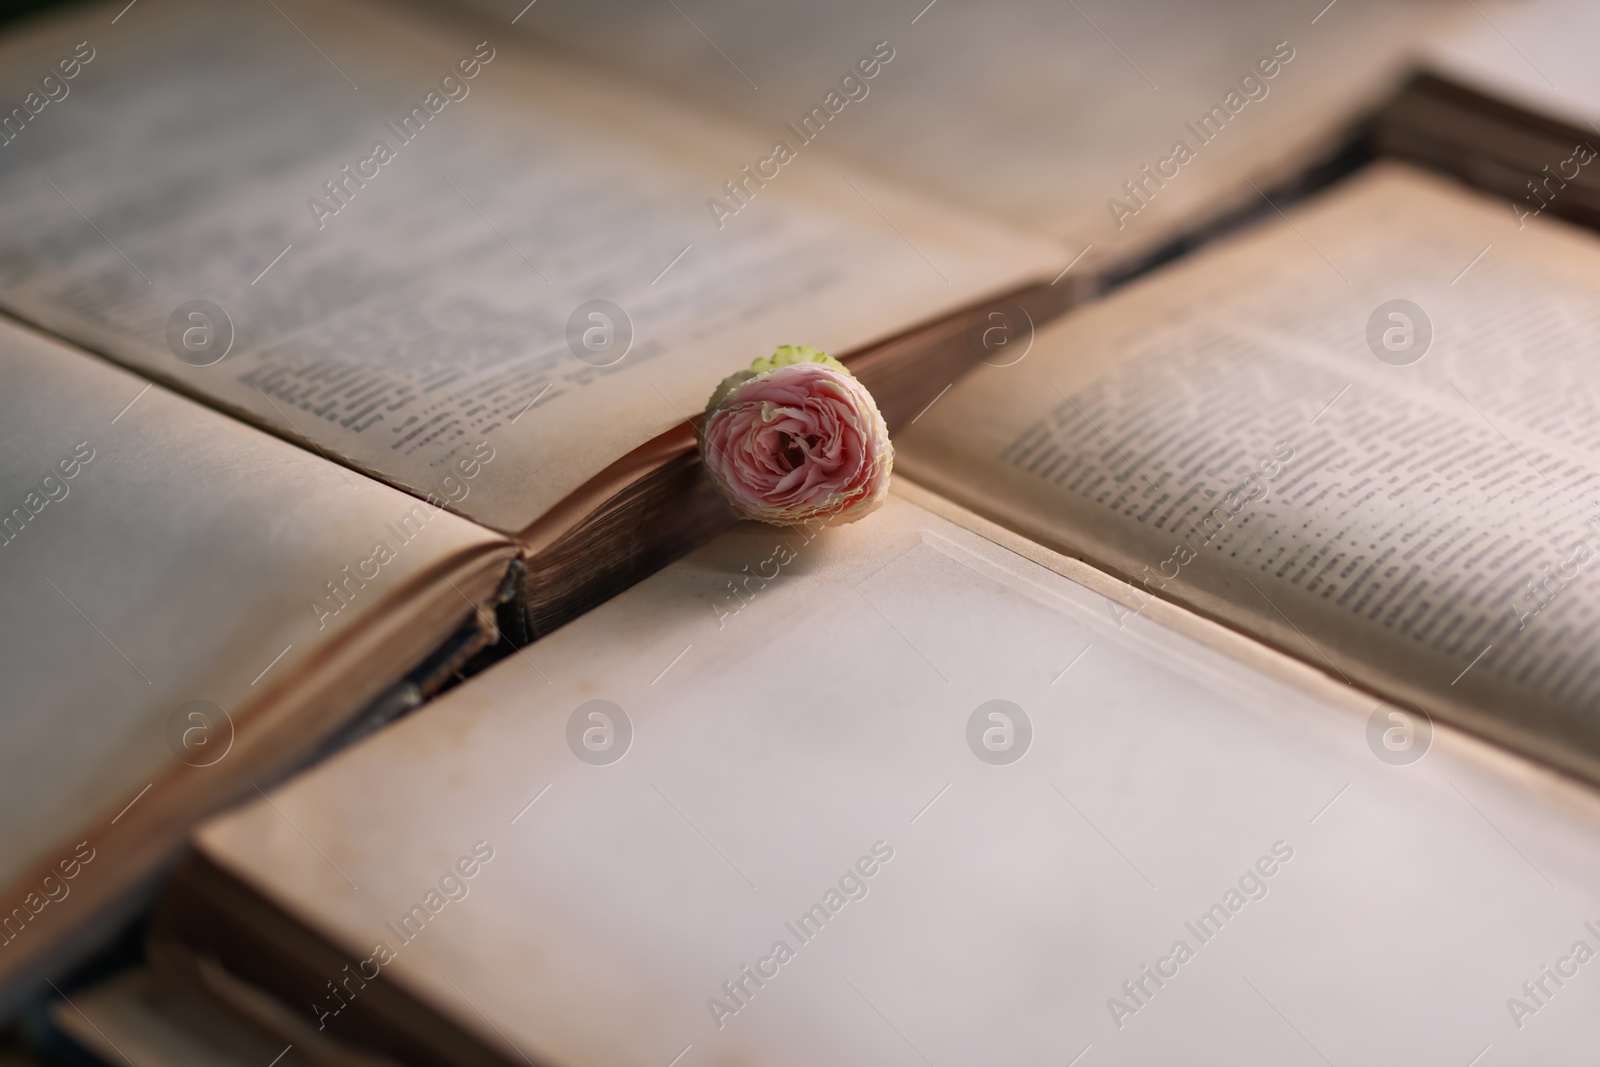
<box><xmin>196</xmin><ymin>490</ymin><xmax>1600</xmax><ymax>1063</ymax></box>
<box><xmin>1424</xmin><ymin>0</ymin><xmax>1600</xmax><ymax>128</ymax></box>
<box><xmin>0</xmin><ymin>317</ymin><xmax>505</xmax><ymax>921</ymax></box>
<box><xmin>483</xmin><ymin>0</ymin><xmax>1469</xmax><ymax>265</ymax></box>
<box><xmin>0</xmin><ymin>0</ymin><xmax>1060</xmax><ymax>535</ymax></box>
<box><xmin>900</xmin><ymin>162</ymin><xmax>1600</xmax><ymax>781</ymax></box>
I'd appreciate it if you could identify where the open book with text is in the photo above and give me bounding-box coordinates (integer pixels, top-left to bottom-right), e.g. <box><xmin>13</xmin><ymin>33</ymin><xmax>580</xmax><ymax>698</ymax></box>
<box><xmin>8</xmin><ymin>0</ymin><xmax>1600</xmax><ymax>1056</ymax></box>
<box><xmin>157</xmin><ymin>160</ymin><xmax>1600</xmax><ymax>1060</ymax></box>
<box><xmin>0</xmin><ymin>0</ymin><xmax>1063</xmax><ymax>1008</ymax></box>
<box><xmin>132</xmin><ymin>99</ymin><xmax>1600</xmax><ymax>1067</ymax></box>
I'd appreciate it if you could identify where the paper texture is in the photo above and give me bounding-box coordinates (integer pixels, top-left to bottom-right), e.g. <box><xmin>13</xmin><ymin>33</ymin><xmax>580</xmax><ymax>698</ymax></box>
<box><xmin>0</xmin><ymin>0</ymin><xmax>1059</xmax><ymax>534</ymax></box>
<box><xmin>199</xmin><ymin>493</ymin><xmax>1600</xmax><ymax>1063</ymax></box>
<box><xmin>900</xmin><ymin>163</ymin><xmax>1600</xmax><ymax>776</ymax></box>
<box><xmin>0</xmin><ymin>317</ymin><xmax>500</xmax><ymax>892</ymax></box>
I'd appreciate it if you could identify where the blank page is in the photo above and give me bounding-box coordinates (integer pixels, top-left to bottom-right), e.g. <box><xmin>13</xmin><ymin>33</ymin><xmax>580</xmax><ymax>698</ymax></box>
<box><xmin>198</xmin><ymin>489</ymin><xmax>1600</xmax><ymax>1064</ymax></box>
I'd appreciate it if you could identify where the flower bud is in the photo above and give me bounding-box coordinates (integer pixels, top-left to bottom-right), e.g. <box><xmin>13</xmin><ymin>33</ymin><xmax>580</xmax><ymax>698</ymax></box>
<box><xmin>699</xmin><ymin>346</ymin><xmax>892</xmax><ymax>526</ymax></box>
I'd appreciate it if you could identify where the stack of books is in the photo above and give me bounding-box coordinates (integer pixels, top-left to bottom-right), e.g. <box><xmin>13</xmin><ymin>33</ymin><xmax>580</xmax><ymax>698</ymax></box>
<box><xmin>4</xmin><ymin>0</ymin><xmax>1600</xmax><ymax>1061</ymax></box>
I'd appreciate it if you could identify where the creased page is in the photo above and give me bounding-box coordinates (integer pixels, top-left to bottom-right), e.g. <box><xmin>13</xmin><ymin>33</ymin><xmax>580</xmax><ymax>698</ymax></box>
<box><xmin>901</xmin><ymin>163</ymin><xmax>1600</xmax><ymax>781</ymax></box>
<box><xmin>0</xmin><ymin>0</ymin><xmax>1059</xmax><ymax>534</ymax></box>
<box><xmin>197</xmin><ymin>493</ymin><xmax>1600</xmax><ymax>1064</ymax></box>
<box><xmin>0</xmin><ymin>317</ymin><xmax>501</xmax><ymax>921</ymax></box>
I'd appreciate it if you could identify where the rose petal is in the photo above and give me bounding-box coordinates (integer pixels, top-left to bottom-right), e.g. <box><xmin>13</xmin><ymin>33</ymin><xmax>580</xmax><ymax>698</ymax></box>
<box><xmin>699</xmin><ymin>360</ymin><xmax>892</xmax><ymax>526</ymax></box>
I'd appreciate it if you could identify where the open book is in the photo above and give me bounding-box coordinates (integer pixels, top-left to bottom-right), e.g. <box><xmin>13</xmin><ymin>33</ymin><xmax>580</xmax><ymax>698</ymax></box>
<box><xmin>0</xmin><ymin>0</ymin><xmax>1483</xmax><ymax>1014</ymax></box>
<box><xmin>19</xmin><ymin>0</ymin><xmax>1600</xmax><ymax>1052</ymax></box>
<box><xmin>903</xmin><ymin>162</ymin><xmax>1600</xmax><ymax>786</ymax></box>
<box><xmin>0</xmin><ymin>315</ymin><xmax>518</xmax><ymax>1013</ymax></box>
<box><xmin>0</xmin><ymin>0</ymin><xmax>1075</xmax><ymax>1008</ymax></box>
<box><xmin>0</xmin><ymin>0</ymin><xmax>1066</xmax><ymax>627</ymax></box>
<box><xmin>138</xmin><ymin>112</ymin><xmax>1600</xmax><ymax>1067</ymax></box>
<box><xmin>161</xmin><ymin>416</ymin><xmax>1600</xmax><ymax>1064</ymax></box>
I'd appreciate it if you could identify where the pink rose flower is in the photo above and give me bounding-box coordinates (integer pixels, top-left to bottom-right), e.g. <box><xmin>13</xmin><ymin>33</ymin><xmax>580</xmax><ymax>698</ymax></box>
<box><xmin>699</xmin><ymin>346</ymin><xmax>893</xmax><ymax>526</ymax></box>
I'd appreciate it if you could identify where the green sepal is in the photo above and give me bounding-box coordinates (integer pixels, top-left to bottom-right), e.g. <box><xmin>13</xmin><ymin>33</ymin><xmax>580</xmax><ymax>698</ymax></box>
<box><xmin>751</xmin><ymin>344</ymin><xmax>845</xmax><ymax>376</ymax></box>
<box><xmin>704</xmin><ymin>345</ymin><xmax>846</xmax><ymax>413</ymax></box>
